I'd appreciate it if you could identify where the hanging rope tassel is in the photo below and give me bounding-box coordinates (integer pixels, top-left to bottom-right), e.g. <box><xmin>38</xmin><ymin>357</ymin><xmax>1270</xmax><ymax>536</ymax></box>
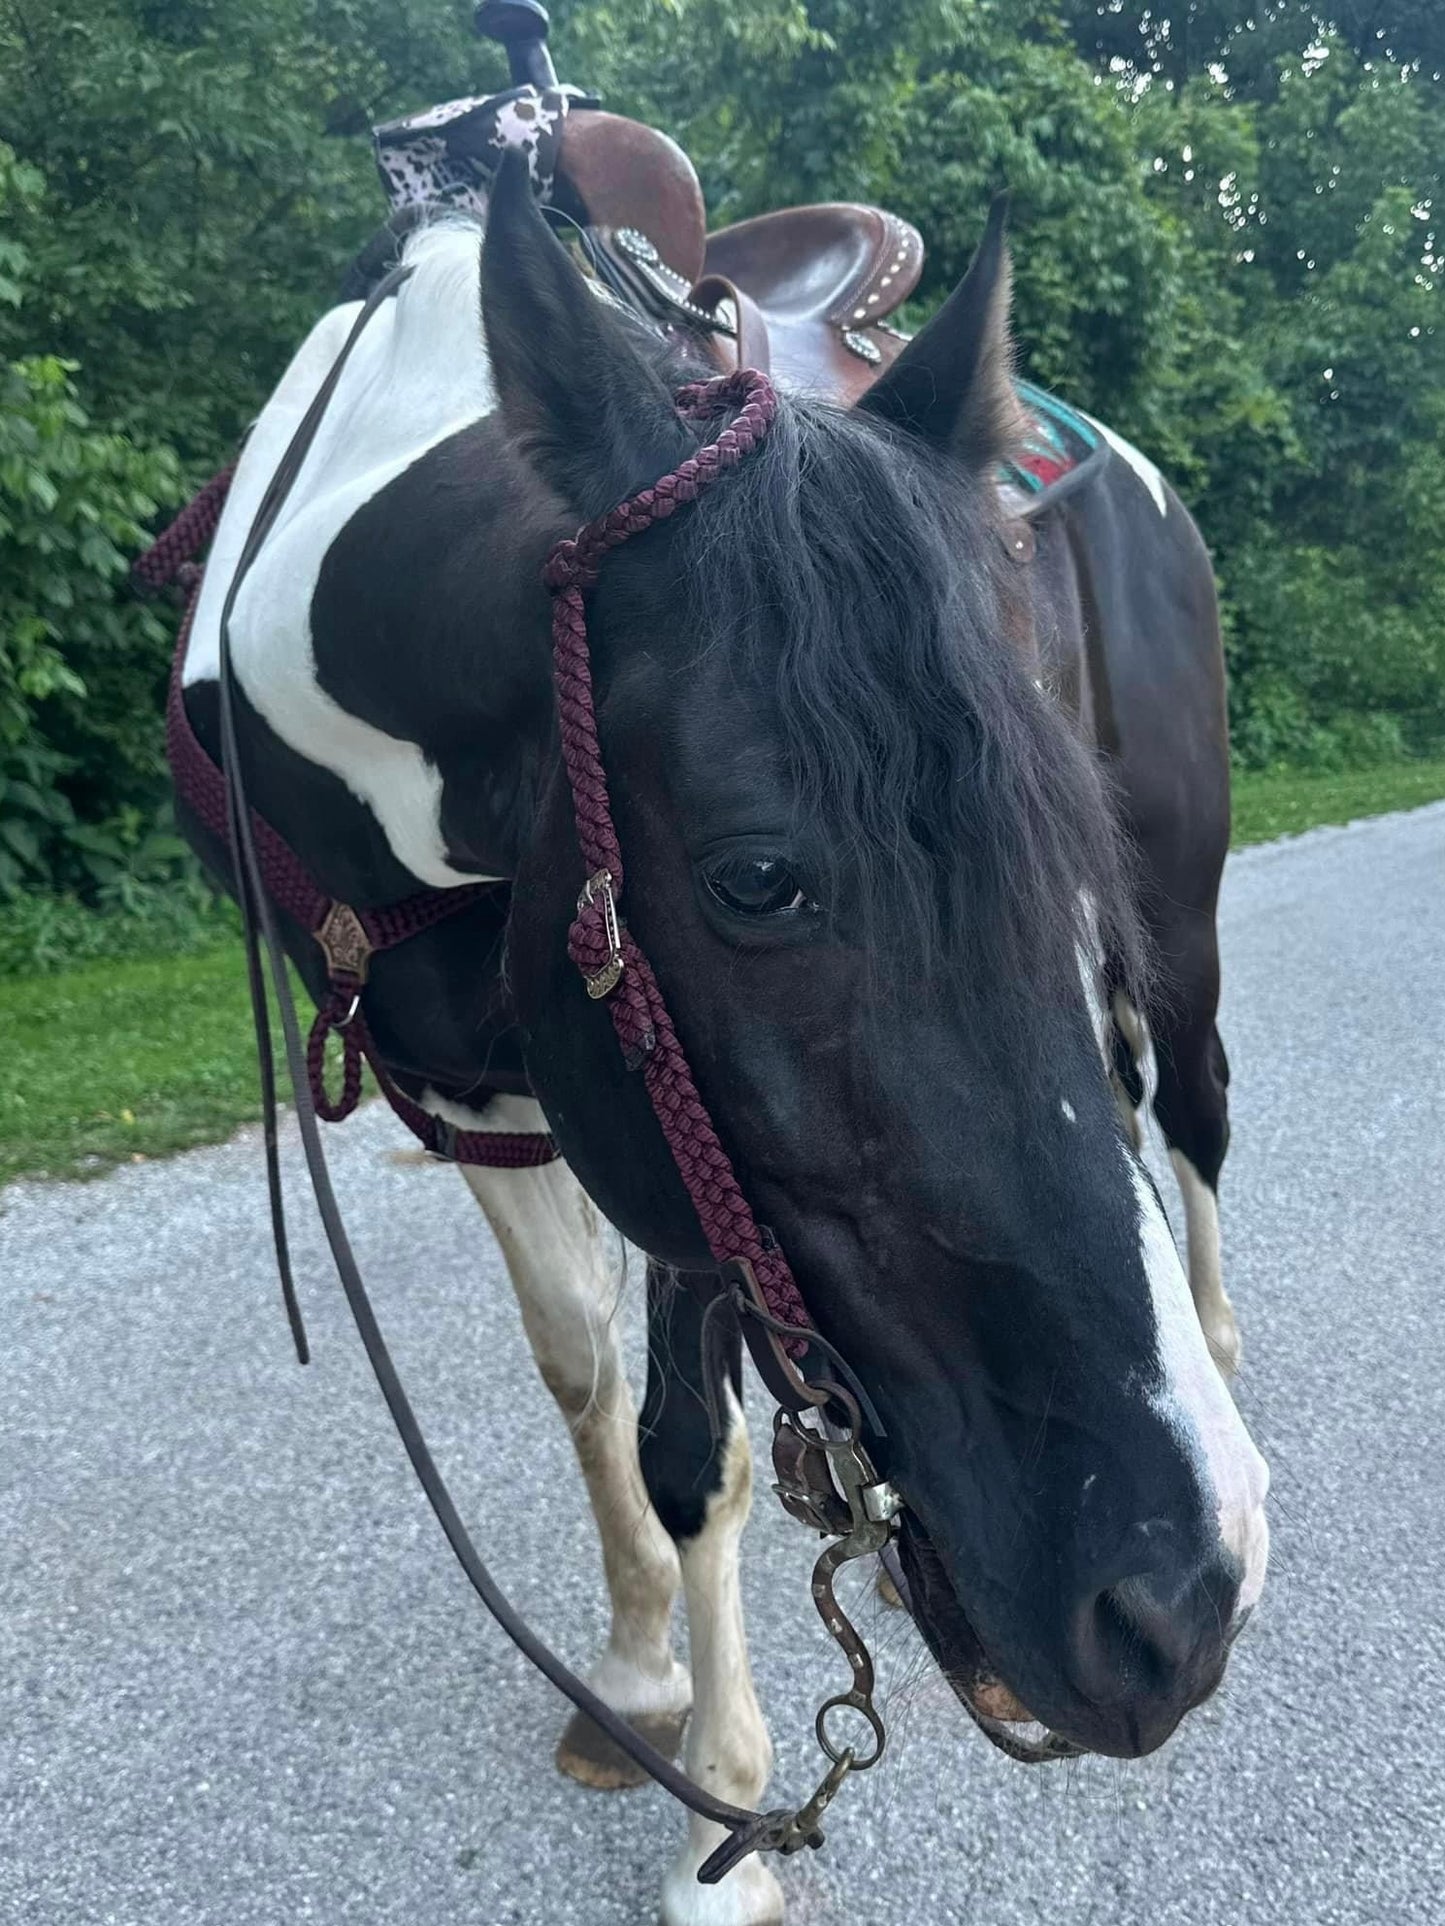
<box><xmin>307</xmin><ymin>988</ymin><xmax>367</xmax><ymax>1123</ymax></box>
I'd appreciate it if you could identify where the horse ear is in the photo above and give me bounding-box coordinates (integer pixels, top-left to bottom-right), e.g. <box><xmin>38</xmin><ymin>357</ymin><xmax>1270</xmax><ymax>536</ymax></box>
<box><xmin>857</xmin><ymin>195</ymin><xmax>1022</xmax><ymax>469</ymax></box>
<box><xmin>481</xmin><ymin>150</ymin><xmax>693</xmax><ymax>515</ymax></box>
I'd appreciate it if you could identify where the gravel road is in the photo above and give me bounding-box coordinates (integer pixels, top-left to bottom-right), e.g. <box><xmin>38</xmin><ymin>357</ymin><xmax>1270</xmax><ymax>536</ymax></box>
<box><xmin>3</xmin><ymin>803</ymin><xmax>1443</xmax><ymax>1926</ymax></box>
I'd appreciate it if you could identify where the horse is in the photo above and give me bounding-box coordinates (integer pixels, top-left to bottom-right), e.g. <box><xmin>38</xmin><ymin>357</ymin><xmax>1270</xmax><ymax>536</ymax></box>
<box><xmin>171</xmin><ymin>155</ymin><xmax>1268</xmax><ymax>1926</ymax></box>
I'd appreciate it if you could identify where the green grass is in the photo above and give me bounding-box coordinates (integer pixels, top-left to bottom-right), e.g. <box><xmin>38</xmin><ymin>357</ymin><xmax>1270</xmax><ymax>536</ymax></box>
<box><xmin>0</xmin><ymin>940</ymin><xmax>265</xmax><ymax>1186</ymax></box>
<box><xmin>5</xmin><ymin>757</ymin><xmax>1445</xmax><ymax>1189</ymax></box>
<box><xmin>1230</xmin><ymin>756</ymin><xmax>1445</xmax><ymax>847</ymax></box>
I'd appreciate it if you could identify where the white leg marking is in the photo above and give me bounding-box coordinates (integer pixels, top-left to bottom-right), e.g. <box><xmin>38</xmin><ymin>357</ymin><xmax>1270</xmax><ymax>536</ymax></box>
<box><xmin>1169</xmin><ymin>1148</ymin><xmax>1242</xmax><ymax>1379</ymax></box>
<box><xmin>458</xmin><ymin>1097</ymin><xmax>689</xmax><ymax>1730</ymax></box>
<box><xmin>1129</xmin><ymin>1155</ymin><xmax>1269</xmax><ymax>1618</ymax></box>
<box><xmin>662</xmin><ymin>1391</ymin><xmax>782</xmax><ymax>1926</ymax></box>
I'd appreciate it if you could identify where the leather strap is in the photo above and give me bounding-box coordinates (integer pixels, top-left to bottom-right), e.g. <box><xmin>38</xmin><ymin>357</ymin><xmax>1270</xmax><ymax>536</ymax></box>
<box><xmin>204</xmin><ymin>264</ymin><xmax>817</xmax><ymax>1882</ymax></box>
<box><xmin>688</xmin><ymin>272</ymin><xmax>770</xmax><ymax>373</ymax></box>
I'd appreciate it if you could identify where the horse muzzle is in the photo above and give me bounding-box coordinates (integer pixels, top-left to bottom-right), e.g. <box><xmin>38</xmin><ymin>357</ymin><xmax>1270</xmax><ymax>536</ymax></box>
<box><xmin>895</xmin><ymin>1508</ymin><xmax>1248</xmax><ymax>1762</ymax></box>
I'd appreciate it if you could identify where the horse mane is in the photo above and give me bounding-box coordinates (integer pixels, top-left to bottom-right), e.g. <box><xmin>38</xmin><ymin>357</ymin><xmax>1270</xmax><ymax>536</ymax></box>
<box><xmin>671</xmin><ymin>388</ymin><xmax>1148</xmax><ymax>1036</ymax></box>
<box><xmin>402</xmin><ymin>206</ymin><xmax>1146</xmax><ymax>1042</ymax></box>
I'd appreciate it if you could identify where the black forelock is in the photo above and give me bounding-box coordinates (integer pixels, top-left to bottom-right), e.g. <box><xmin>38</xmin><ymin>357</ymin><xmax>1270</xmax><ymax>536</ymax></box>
<box><xmin>671</xmin><ymin>387</ymin><xmax>1147</xmax><ymax>1031</ymax></box>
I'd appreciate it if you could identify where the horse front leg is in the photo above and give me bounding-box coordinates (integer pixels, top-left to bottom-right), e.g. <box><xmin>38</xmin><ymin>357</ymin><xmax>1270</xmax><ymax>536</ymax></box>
<box><xmin>459</xmin><ymin>1100</ymin><xmax>692</xmax><ymax>1784</ymax></box>
<box><xmin>640</xmin><ymin>1265</ymin><xmax>783</xmax><ymax>1926</ymax></box>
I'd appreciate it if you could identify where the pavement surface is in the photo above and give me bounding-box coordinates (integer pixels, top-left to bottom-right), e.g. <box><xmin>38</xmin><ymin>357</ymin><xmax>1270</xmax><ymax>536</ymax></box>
<box><xmin>3</xmin><ymin>803</ymin><xmax>1444</xmax><ymax>1926</ymax></box>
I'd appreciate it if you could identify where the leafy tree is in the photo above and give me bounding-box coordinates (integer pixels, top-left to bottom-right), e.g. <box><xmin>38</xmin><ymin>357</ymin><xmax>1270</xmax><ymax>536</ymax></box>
<box><xmin>0</xmin><ymin>0</ymin><xmax>505</xmax><ymax>461</ymax></box>
<box><xmin>0</xmin><ymin>0</ymin><xmax>1441</xmax><ymax>912</ymax></box>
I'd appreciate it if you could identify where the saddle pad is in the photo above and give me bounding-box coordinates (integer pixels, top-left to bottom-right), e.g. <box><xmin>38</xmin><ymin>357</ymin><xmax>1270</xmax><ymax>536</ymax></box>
<box><xmin>374</xmin><ymin>85</ymin><xmax>575</xmax><ymax>216</ymax></box>
<box><xmin>996</xmin><ymin>381</ymin><xmax>1105</xmax><ymax>515</ymax></box>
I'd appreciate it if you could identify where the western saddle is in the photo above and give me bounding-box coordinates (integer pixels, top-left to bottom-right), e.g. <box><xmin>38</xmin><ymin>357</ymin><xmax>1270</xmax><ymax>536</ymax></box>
<box><xmin>462</xmin><ymin>0</ymin><xmax>924</xmax><ymax>402</ymax></box>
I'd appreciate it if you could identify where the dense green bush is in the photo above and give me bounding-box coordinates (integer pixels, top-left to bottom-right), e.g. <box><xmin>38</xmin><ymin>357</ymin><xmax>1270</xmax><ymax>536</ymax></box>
<box><xmin>0</xmin><ymin>0</ymin><xmax>1439</xmax><ymax>928</ymax></box>
<box><xmin>0</xmin><ymin>349</ymin><xmax>183</xmax><ymax>894</ymax></box>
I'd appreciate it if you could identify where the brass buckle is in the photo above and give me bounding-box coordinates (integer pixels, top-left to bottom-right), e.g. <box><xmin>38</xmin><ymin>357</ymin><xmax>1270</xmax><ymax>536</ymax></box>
<box><xmin>314</xmin><ymin>901</ymin><xmax>373</xmax><ymax>985</ymax></box>
<box><xmin>578</xmin><ymin>868</ymin><xmax>624</xmax><ymax>999</ymax></box>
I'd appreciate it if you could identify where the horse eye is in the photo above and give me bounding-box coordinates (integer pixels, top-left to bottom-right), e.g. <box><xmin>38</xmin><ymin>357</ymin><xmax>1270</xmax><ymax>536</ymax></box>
<box><xmin>704</xmin><ymin>856</ymin><xmax>813</xmax><ymax>917</ymax></box>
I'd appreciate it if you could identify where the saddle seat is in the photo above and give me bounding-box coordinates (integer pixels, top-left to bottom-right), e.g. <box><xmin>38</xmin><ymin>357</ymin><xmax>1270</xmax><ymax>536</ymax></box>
<box><xmin>371</xmin><ymin>93</ymin><xmax>924</xmax><ymax>400</ymax></box>
<box><xmin>553</xmin><ymin>110</ymin><xmax>922</xmax><ymax>400</ymax></box>
<box><xmin>703</xmin><ymin>204</ymin><xmax>924</xmax><ymax>397</ymax></box>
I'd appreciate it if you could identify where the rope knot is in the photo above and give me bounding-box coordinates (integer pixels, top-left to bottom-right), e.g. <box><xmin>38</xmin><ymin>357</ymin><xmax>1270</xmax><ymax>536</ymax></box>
<box><xmin>543</xmin><ymin>537</ymin><xmax>596</xmax><ymax>593</ymax></box>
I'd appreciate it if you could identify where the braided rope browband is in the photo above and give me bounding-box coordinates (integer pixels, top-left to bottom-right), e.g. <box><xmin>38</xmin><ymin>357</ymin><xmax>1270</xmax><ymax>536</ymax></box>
<box><xmin>545</xmin><ymin>369</ymin><xmax>812</xmax><ymax>1342</ymax></box>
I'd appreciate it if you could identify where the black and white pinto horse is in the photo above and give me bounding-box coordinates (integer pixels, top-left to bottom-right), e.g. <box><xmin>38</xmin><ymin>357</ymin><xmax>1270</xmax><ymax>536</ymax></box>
<box><xmin>178</xmin><ymin>165</ymin><xmax>1268</xmax><ymax>1925</ymax></box>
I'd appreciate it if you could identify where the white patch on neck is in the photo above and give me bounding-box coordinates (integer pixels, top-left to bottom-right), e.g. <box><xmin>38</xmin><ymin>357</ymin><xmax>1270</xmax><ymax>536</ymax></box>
<box><xmin>1128</xmin><ymin>1154</ymin><xmax>1269</xmax><ymax>1613</ymax></box>
<box><xmin>184</xmin><ymin>221</ymin><xmax>499</xmax><ymax>887</ymax></box>
<box><xmin>1082</xmin><ymin>413</ymin><xmax>1169</xmax><ymax>517</ymax></box>
<box><xmin>1074</xmin><ymin>890</ymin><xmax>1110</xmax><ymax>1061</ymax></box>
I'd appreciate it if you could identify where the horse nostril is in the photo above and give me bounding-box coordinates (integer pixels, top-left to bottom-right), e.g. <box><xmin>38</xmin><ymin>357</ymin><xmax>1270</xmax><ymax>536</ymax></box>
<box><xmin>1072</xmin><ymin>1519</ymin><xmax>1236</xmax><ymax>1709</ymax></box>
<box><xmin>1089</xmin><ymin>1574</ymin><xmax>1190</xmax><ymax>1696</ymax></box>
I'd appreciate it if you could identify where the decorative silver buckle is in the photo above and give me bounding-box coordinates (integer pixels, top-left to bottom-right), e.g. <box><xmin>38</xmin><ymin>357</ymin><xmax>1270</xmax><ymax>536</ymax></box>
<box><xmin>578</xmin><ymin>869</ymin><xmax>624</xmax><ymax>998</ymax></box>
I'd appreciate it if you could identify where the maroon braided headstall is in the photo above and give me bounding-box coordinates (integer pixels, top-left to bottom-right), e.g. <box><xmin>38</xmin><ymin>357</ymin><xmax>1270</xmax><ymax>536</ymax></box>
<box><xmin>542</xmin><ymin>369</ymin><xmax>907</xmax><ymax>1858</ymax></box>
<box><xmin>544</xmin><ymin>371</ymin><xmax>815</xmax><ymax>1343</ymax></box>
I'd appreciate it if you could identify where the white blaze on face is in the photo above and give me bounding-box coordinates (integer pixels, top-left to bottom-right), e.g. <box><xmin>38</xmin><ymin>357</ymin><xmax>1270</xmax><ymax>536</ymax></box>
<box><xmin>1128</xmin><ymin>1155</ymin><xmax>1269</xmax><ymax>1614</ymax></box>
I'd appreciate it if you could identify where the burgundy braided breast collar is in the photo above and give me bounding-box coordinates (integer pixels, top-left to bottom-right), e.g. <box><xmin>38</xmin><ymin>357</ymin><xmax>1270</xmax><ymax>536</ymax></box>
<box><xmin>151</xmin><ymin>498</ymin><xmax>554</xmax><ymax>1170</ymax></box>
<box><xmin>141</xmin><ymin>329</ymin><xmax>925</xmax><ymax>1871</ymax></box>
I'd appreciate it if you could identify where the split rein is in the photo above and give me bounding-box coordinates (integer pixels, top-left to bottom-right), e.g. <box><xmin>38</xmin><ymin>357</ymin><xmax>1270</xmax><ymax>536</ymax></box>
<box><xmin>142</xmin><ymin>263</ymin><xmax>906</xmax><ymax>1882</ymax></box>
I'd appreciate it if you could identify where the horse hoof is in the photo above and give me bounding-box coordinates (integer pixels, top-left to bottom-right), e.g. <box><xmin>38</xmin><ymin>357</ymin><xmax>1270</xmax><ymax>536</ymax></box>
<box><xmin>555</xmin><ymin>1706</ymin><xmax>690</xmax><ymax>1790</ymax></box>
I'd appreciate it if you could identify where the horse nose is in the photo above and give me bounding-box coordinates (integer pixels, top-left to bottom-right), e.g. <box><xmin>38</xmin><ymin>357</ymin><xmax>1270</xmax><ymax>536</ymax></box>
<box><xmin>1067</xmin><ymin>1518</ymin><xmax>1239</xmax><ymax>1754</ymax></box>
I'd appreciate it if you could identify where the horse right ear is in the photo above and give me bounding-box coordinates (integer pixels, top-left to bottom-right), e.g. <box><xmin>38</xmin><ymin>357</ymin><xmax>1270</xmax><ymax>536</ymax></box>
<box><xmin>481</xmin><ymin>150</ymin><xmax>693</xmax><ymax>515</ymax></box>
<box><xmin>857</xmin><ymin>195</ymin><xmax>1023</xmax><ymax>470</ymax></box>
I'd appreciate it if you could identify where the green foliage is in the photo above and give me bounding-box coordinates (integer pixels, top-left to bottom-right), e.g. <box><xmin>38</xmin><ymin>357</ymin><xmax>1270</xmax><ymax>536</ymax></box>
<box><xmin>0</xmin><ymin>0</ymin><xmax>1440</xmax><ymax>917</ymax></box>
<box><xmin>0</xmin><ymin>875</ymin><xmax>234</xmax><ymax>977</ymax></box>
<box><xmin>0</xmin><ymin>936</ymin><xmax>266</xmax><ymax>1182</ymax></box>
<box><xmin>0</xmin><ymin>1</ymin><xmax>501</xmax><ymax>460</ymax></box>
<box><xmin>0</xmin><ymin>344</ymin><xmax>184</xmax><ymax>893</ymax></box>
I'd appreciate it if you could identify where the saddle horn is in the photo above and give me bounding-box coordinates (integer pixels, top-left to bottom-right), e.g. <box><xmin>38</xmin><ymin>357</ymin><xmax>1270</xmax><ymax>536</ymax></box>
<box><xmin>475</xmin><ymin>0</ymin><xmax>559</xmax><ymax>91</ymax></box>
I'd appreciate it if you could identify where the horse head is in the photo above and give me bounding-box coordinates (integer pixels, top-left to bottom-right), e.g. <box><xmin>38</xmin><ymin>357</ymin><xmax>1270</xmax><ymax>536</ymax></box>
<box><xmin>480</xmin><ymin>159</ymin><xmax>1267</xmax><ymax>1761</ymax></box>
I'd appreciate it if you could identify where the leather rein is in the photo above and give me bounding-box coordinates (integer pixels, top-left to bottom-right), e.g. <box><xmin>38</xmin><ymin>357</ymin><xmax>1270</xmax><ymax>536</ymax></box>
<box><xmin>156</xmin><ymin>262</ymin><xmax>912</xmax><ymax>1882</ymax></box>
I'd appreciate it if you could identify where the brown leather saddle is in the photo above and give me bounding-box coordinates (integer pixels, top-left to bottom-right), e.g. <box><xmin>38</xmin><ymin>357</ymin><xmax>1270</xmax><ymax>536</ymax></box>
<box><xmin>369</xmin><ymin>2</ymin><xmax>923</xmax><ymax>405</ymax></box>
<box><xmin>555</xmin><ymin>109</ymin><xmax>923</xmax><ymax>402</ymax></box>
